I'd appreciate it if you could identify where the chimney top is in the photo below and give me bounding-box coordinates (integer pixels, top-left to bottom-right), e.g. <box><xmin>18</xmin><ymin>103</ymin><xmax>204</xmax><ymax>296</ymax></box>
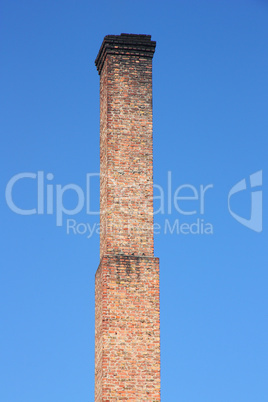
<box><xmin>95</xmin><ymin>33</ymin><xmax>156</xmax><ymax>75</ymax></box>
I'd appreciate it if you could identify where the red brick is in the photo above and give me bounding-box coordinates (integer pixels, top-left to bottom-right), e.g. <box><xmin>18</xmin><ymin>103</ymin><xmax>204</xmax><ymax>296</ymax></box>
<box><xmin>95</xmin><ymin>34</ymin><xmax>160</xmax><ymax>401</ymax></box>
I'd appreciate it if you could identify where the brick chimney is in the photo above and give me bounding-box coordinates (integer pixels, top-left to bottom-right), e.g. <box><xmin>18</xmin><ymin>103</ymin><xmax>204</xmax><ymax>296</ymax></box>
<box><xmin>95</xmin><ymin>33</ymin><xmax>160</xmax><ymax>400</ymax></box>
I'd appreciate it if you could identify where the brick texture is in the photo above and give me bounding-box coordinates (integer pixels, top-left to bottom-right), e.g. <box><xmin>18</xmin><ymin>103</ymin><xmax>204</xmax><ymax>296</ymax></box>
<box><xmin>95</xmin><ymin>34</ymin><xmax>160</xmax><ymax>401</ymax></box>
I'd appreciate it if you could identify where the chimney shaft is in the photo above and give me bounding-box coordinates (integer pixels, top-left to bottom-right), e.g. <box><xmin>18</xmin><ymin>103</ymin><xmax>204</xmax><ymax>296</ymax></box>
<box><xmin>95</xmin><ymin>34</ymin><xmax>160</xmax><ymax>401</ymax></box>
<box><xmin>96</xmin><ymin>33</ymin><xmax>156</xmax><ymax>258</ymax></box>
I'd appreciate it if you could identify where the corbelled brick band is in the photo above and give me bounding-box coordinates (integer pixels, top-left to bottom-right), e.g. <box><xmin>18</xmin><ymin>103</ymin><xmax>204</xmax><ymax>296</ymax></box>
<box><xmin>95</xmin><ymin>34</ymin><xmax>160</xmax><ymax>401</ymax></box>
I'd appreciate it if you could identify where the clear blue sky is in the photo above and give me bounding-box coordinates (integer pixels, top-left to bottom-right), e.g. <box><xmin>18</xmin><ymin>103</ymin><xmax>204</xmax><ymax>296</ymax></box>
<box><xmin>1</xmin><ymin>1</ymin><xmax>267</xmax><ymax>400</ymax></box>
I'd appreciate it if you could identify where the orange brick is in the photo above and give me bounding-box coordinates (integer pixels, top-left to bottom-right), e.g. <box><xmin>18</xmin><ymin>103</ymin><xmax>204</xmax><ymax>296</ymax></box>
<box><xmin>95</xmin><ymin>34</ymin><xmax>160</xmax><ymax>401</ymax></box>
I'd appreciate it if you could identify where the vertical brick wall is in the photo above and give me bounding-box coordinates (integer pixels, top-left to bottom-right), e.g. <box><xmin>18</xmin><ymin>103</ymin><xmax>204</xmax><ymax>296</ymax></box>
<box><xmin>95</xmin><ymin>34</ymin><xmax>160</xmax><ymax>401</ymax></box>
<box><xmin>97</xmin><ymin>34</ymin><xmax>156</xmax><ymax>258</ymax></box>
<box><xmin>95</xmin><ymin>255</ymin><xmax>160</xmax><ymax>400</ymax></box>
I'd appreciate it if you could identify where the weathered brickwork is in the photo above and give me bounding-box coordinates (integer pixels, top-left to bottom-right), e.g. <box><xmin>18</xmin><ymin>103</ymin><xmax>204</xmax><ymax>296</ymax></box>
<box><xmin>95</xmin><ymin>34</ymin><xmax>160</xmax><ymax>401</ymax></box>
<box><xmin>95</xmin><ymin>255</ymin><xmax>160</xmax><ymax>400</ymax></box>
<box><xmin>96</xmin><ymin>34</ymin><xmax>156</xmax><ymax>258</ymax></box>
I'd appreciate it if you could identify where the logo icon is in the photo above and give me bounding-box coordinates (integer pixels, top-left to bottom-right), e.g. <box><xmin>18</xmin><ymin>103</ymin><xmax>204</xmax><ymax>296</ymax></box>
<box><xmin>228</xmin><ymin>170</ymin><xmax>262</xmax><ymax>232</ymax></box>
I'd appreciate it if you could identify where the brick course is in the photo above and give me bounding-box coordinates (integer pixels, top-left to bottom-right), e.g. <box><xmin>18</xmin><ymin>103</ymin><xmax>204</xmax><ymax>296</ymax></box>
<box><xmin>95</xmin><ymin>34</ymin><xmax>160</xmax><ymax>401</ymax></box>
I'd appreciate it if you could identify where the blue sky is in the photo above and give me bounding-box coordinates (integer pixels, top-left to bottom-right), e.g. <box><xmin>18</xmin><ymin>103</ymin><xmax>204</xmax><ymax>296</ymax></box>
<box><xmin>1</xmin><ymin>1</ymin><xmax>267</xmax><ymax>400</ymax></box>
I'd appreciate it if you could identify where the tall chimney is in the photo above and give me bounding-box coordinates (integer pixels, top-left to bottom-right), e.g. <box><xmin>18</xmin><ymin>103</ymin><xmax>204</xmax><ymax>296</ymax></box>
<box><xmin>95</xmin><ymin>33</ymin><xmax>160</xmax><ymax>400</ymax></box>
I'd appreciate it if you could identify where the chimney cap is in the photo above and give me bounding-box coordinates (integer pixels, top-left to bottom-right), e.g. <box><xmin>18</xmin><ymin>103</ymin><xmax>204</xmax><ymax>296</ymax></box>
<box><xmin>95</xmin><ymin>33</ymin><xmax>156</xmax><ymax>75</ymax></box>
